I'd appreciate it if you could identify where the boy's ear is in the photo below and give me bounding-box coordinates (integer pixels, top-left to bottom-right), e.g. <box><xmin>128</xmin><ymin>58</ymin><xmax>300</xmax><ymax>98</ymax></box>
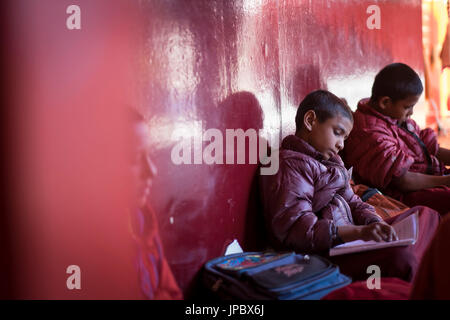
<box><xmin>303</xmin><ymin>110</ymin><xmax>317</xmax><ymax>131</ymax></box>
<box><xmin>378</xmin><ymin>96</ymin><xmax>392</xmax><ymax>110</ymax></box>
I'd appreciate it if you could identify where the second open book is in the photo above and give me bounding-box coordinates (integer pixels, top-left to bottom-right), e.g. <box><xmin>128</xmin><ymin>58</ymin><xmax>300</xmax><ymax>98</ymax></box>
<box><xmin>329</xmin><ymin>212</ymin><xmax>418</xmax><ymax>257</ymax></box>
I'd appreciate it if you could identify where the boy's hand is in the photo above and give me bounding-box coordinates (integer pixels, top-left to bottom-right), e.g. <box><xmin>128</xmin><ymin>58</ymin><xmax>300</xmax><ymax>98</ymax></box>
<box><xmin>445</xmin><ymin>175</ymin><xmax>450</xmax><ymax>188</ymax></box>
<box><xmin>394</xmin><ymin>171</ymin><xmax>450</xmax><ymax>191</ymax></box>
<box><xmin>437</xmin><ymin>147</ymin><xmax>450</xmax><ymax>166</ymax></box>
<box><xmin>360</xmin><ymin>222</ymin><xmax>399</xmax><ymax>242</ymax></box>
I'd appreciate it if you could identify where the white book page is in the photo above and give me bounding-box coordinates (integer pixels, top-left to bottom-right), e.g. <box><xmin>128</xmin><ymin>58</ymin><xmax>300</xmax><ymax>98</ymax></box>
<box><xmin>330</xmin><ymin>212</ymin><xmax>419</xmax><ymax>254</ymax></box>
<box><xmin>334</xmin><ymin>240</ymin><xmax>376</xmax><ymax>249</ymax></box>
<box><xmin>391</xmin><ymin>211</ymin><xmax>418</xmax><ymax>243</ymax></box>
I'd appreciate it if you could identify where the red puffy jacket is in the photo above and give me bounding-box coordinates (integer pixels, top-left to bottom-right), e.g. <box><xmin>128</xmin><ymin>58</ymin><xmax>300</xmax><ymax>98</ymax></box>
<box><xmin>344</xmin><ymin>99</ymin><xmax>446</xmax><ymax>200</ymax></box>
<box><xmin>259</xmin><ymin>135</ymin><xmax>381</xmax><ymax>254</ymax></box>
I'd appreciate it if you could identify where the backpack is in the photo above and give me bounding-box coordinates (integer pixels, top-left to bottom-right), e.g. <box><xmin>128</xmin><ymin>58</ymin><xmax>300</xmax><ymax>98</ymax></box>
<box><xmin>202</xmin><ymin>251</ymin><xmax>351</xmax><ymax>300</ymax></box>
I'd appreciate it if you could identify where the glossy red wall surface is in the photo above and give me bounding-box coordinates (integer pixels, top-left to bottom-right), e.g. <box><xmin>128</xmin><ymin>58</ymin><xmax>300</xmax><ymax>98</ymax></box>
<box><xmin>2</xmin><ymin>0</ymin><xmax>424</xmax><ymax>298</ymax></box>
<box><xmin>140</xmin><ymin>0</ymin><xmax>424</xmax><ymax>297</ymax></box>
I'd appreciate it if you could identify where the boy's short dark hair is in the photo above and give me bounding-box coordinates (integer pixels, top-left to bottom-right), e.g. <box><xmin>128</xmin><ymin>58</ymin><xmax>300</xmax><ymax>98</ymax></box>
<box><xmin>295</xmin><ymin>90</ymin><xmax>353</xmax><ymax>132</ymax></box>
<box><xmin>370</xmin><ymin>63</ymin><xmax>423</xmax><ymax>103</ymax></box>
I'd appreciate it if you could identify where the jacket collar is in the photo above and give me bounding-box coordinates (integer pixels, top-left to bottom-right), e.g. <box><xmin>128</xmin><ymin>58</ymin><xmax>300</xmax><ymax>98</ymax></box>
<box><xmin>282</xmin><ymin>134</ymin><xmax>345</xmax><ymax>166</ymax></box>
<box><xmin>357</xmin><ymin>98</ymin><xmax>399</xmax><ymax>125</ymax></box>
<box><xmin>281</xmin><ymin>134</ymin><xmax>326</xmax><ymax>161</ymax></box>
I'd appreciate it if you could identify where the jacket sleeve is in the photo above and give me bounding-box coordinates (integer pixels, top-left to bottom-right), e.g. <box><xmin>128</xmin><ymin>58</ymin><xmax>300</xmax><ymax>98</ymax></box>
<box><xmin>261</xmin><ymin>159</ymin><xmax>340</xmax><ymax>253</ymax></box>
<box><xmin>348</xmin><ymin>127</ymin><xmax>415</xmax><ymax>189</ymax></box>
<box><xmin>419</xmin><ymin>127</ymin><xmax>439</xmax><ymax>156</ymax></box>
<box><xmin>342</xmin><ymin>185</ymin><xmax>382</xmax><ymax>225</ymax></box>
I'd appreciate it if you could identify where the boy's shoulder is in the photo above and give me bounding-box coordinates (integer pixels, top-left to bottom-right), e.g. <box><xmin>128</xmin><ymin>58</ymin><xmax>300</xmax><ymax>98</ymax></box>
<box><xmin>351</xmin><ymin>104</ymin><xmax>397</xmax><ymax>137</ymax></box>
<box><xmin>351</xmin><ymin>114</ymin><xmax>393</xmax><ymax>137</ymax></box>
<box><xmin>353</xmin><ymin>102</ymin><xmax>390</xmax><ymax>128</ymax></box>
<box><xmin>353</xmin><ymin>98</ymin><xmax>391</xmax><ymax>122</ymax></box>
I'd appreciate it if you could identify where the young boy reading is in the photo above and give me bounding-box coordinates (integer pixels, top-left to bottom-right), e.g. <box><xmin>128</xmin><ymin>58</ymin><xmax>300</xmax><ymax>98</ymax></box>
<box><xmin>259</xmin><ymin>90</ymin><xmax>439</xmax><ymax>282</ymax></box>
<box><xmin>344</xmin><ymin>63</ymin><xmax>450</xmax><ymax>215</ymax></box>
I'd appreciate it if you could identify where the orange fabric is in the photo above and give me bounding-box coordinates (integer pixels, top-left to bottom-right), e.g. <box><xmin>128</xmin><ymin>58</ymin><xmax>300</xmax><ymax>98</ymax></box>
<box><xmin>351</xmin><ymin>183</ymin><xmax>409</xmax><ymax>220</ymax></box>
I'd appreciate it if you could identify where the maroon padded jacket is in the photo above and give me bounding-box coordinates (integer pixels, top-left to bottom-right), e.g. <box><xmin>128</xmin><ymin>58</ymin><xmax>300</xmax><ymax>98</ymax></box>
<box><xmin>259</xmin><ymin>135</ymin><xmax>381</xmax><ymax>254</ymax></box>
<box><xmin>344</xmin><ymin>99</ymin><xmax>446</xmax><ymax>200</ymax></box>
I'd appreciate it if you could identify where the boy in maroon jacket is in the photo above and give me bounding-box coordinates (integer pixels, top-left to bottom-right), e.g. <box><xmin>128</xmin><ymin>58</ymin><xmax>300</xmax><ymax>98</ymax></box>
<box><xmin>344</xmin><ymin>63</ymin><xmax>450</xmax><ymax>215</ymax></box>
<box><xmin>259</xmin><ymin>90</ymin><xmax>439</xmax><ymax>282</ymax></box>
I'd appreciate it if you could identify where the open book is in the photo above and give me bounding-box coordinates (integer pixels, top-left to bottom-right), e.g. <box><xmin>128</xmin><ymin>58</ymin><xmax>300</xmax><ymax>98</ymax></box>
<box><xmin>329</xmin><ymin>212</ymin><xmax>418</xmax><ymax>257</ymax></box>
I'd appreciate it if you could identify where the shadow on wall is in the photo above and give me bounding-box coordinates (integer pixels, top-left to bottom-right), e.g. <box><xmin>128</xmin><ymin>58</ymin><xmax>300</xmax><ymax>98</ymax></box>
<box><xmin>185</xmin><ymin>91</ymin><xmax>270</xmax><ymax>298</ymax></box>
<box><xmin>209</xmin><ymin>91</ymin><xmax>269</xmax><ymax>253</ymax></box>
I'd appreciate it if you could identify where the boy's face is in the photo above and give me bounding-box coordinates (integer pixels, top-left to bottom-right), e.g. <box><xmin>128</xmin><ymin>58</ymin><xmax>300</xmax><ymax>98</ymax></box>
<box><xmin>307</xmin><ymin>112</ymin><xmax>353</xmax><ymax>161</ymax></box>
<box><xmin>379</xmin><ymin>94</ymin><xmax>420</xmax><ymax>124</ymax></box>
<box><xmin>131</xmin><ymin>122</ymin><xmax>157</xmax><ymax>208</ymax></box>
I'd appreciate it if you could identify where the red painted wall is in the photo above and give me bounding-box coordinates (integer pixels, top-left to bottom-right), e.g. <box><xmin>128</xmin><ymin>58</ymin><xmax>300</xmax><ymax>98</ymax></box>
<box><xmin>2</xmin><ymin>0</ymin><xmax>424</xmax><ymax>298</ymax></box>
<box><xmin>140</xmin><ymin>0</ymin><xmax>424</xmax><ymax>297</ymax></box>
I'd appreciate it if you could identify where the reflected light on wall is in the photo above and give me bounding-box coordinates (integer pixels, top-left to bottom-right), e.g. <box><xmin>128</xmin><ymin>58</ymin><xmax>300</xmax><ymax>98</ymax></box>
<box><xmin>281</xmin><ymin>104</ymin><xmax>297</xmax><ymax>138</ymax></box>
<box><xmin>148</xmin><ymin>116</ymin><xmax>202</xmax><ymax>150</ymax></box>
<box><xmin>165</xmin><ymin>30</ymin><xmax>199</xmax><ymax>97</ymax></box>
<box><xmin>328</xmin><ymin>73</ymin><xmax>428</xmax><ymax>128</ymax></box>
<box><xmin>242</xmin><ymin>0</ymin><xmax>264</xmax><ymax>13</ymax></box>
<box><xmin>256</xmin><ymin>90</ymin><xmax>280</xmax><ymax>137</ymax></box>
<box><xmin>326</xmin><ymin>73</ymin><xmax>377</xmax><ymax>111</ymax></box>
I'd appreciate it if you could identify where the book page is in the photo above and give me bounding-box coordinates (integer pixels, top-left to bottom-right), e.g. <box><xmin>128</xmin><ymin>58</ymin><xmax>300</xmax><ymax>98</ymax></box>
<box><xmin>391</xmin><ymin>211</ymin><xmax>418</xmax><ymax>243</ymax></box>
<box><xmin>333</xmin><ymin>240</ymin><xmax>377</xmax><ymax>249</ymax></box>
<box><xmin>329</xmin><ymin>212</ymin><xmax>419</xmax><ymax>256</ymax></box>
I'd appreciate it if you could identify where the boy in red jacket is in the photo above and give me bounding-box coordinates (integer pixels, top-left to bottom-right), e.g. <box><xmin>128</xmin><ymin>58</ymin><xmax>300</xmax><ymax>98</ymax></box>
<box><xmin>344</xmin><ymin>63</ymin><xmax>450</xmax><ymax>215</ymax></box>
